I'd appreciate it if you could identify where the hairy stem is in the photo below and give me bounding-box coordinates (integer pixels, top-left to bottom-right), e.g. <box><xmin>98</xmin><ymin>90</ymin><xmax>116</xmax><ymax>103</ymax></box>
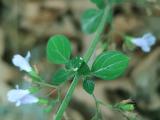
<box><xmin>54</xmin><ymin>75</ymin><xmax>79</xmax><ymax>119</ymax></box>
<box><xmin>54</xmin><ymin>5</ymin><xmax>110</xmax><ymax>120</ymax></box>
<box><xmin>83</xmin><ymin>6</ymin><xmax>110</xmax><ymax>62</ymax></box>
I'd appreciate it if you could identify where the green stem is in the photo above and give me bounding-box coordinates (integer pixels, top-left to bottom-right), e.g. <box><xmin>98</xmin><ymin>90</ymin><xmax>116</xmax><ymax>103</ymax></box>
<box><xmin>54</xmin><ymin>5</ymin><xmax>110</xmax><ymax>120</ymax></box>
<box><xmin>54</xmin><ymin>75</ymin><xmax>79</xmax><ymax>119</ymax></box>
<box><xmin>92</xmin><ymin>94</ymin><xmax>104</xmax><ymax>120</ymax></box>
<box><xmin>92</xmin><ymin>94</ymin><xmax>99</xmax><ymax>114</ymax></box>
<box><xmin>29</xmin><ymin>70</ymin><xmax>57</xmax><ymax>89</ymax></box>
<box><xmin>92</xmin><ymin>94</ymin><xmax>99</xmax><ymax>119</ymax></box>
<box><xmin>83</xmin><ymin>6</ymin><xmax>111</xmax><ymax>62</ymax></box>
<box><xmin>33</xmin><ymin>80</ymin><xmax>57</xmax><ymax>89</ymax></box>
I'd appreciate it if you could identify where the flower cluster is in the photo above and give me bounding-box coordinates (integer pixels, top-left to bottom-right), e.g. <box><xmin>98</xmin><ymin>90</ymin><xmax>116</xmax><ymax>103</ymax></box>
<box><xmin>7</xmin><ymin>51</ymin><xmax>39</xmax><ymax>106</ymax></box>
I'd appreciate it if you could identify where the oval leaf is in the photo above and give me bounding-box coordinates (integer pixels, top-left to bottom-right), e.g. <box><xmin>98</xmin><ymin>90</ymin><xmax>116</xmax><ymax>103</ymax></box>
<box><xmin>83</xmin><ymin>79</ymin><xmax>95</xmax><ymax>95</ymax></box>
<box><xmin>47</xmin><ymin>35</ymin><xmax>72</xmax><ymax>64</ymax></box>
<box><xmin>91</xmin><ymin>51</ymin><xmax>129</xmax><ymax>80</ymax></box>
<box><xmin>81</xmin><ymin>9</ymin><xmax>103</xmax><ymax>34</ymax></box>
<box><xmin>78</xmin><ymin>62</ymin><xmax>90</xmax><ymax>76</ymax></box>
<box><xmin>52</xmin><ymin>69</ymin><xmax>69</xmax><ymax>85</ymax></box>
<box><xmin>114</xmin><ymin>103</ymin><xmax>135</xmax><ymax>111</ymax></box>
<box><xmin>65</xmin><ymin>56</ymin><xmax>84</xmax><ymax>72</ymax></box>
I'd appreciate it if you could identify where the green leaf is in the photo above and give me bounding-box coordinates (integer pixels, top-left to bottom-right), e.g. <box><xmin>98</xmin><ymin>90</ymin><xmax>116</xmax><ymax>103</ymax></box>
<box><xmin>47</xmin><ymin>35</ymin><xmax>72</xmax><ymax>64</ymax></box>
<box><xmin>65</xmin><ymin>56</ymin><xmax>84</xmax><ymax>72</ymax></box>
<box><xmin>81</xmin><ymin>9</ymin><xmax>103</xmax><ymax>34</ymax></box>
<box><xmin>114</xmin><ymin>103</ymin><xmax>135</xmax><ymax>111</ymax></box>
<box><xmin>83</xmin><ymin>79</ymin><xmax>95</xmax><ymax>94</ymax></box>
<box><xmin>91</xmin><ymin>51</ymin><xmax>129</xmax><ymax>80</ymax></box>
<box><xmin>78</xmin><ymin>62</ymin><xmax>90</xmax><ymax>76</ymax></box>
<box><xmin>90</xmin><ymin>0</ymin><xmax>105</xmax><ymax>9</ymax></box>
<box><xmin>52</xmin><ymin>68</ymin><xmax>69</xmax><ymax>85</ymax></box>
<box><xmin>38</xmin><ymin>98</ymin><xmax>48</xmax><ymax>105</ymax></box>
<box><xmin>65</xmin><ymin>56</ymin><xmax>90</xmax><ymax>75</ymax></box>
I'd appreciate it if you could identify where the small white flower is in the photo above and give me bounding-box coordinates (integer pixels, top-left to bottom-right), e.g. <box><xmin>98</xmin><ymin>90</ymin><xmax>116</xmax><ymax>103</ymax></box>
<box><xmin>12</xmin><ymin>51</ymin><xmax>32</xmax><ymax>72</ymax></box>
<box><xmin>131</xmin><ymin>33</ymin><xmax>156</xmax><ymax>52</ymax></box>
<box><xmin>7</xmin><ymin>85</ymin><xmax>39</xmax><ymax>107</ymax></box>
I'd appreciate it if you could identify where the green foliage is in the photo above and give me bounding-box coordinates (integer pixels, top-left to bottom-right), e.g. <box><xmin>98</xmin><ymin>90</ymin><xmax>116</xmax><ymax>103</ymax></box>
<box><xmin>65</xmin><ymin>56</ymin><xmax>91</xmax><ymax>76</ymax></box>
<box><xmin>78</xmin><ymin>62</ymin><xmax>91</xmax><ymax>76</ymax></box>
<box><xmin>90</xmin><ymin>0</ymin><xmax>105</xmax><ymax>9</ymax></box>
<box><xmin>52</xmin><ymin>69</ymin><xmax>70</xmax><ymax>85</ymax></box>
<box><xmin>38</xmin><ymin>98</ymin><xmax>48</xmax><ymax>105</ymax></box>
<box><xmin>114</xmin><ymin>103</ymin><xmax>135</xmax><ymax>111</ymax></box>
<box><xmin>65</xmin><ymin>56</ymin><xmax>84</xmax><ymax>72</ymax></box>
<box><xmin>81</xmin><ymin>9</ymin><xmax>103</xmax><ymax>34</ymax></box>
<box><xmin>47</xmin><ymin>35</ymin><xmax>72</xmax><ymax>64</ymax></box>
<box><xmin>91</xmin><ymin>51</ymin><xmax>129</xmax><ymax>80</ymax></box>
<box><xmin>10</xmin><ymin>0</ymin><xmax>133</xmax><ymax>119</ymax></box>
<box><xmin>83</xmin><ymin>79</ymin><xmax>95</xmax><ymax>94</ymax></box>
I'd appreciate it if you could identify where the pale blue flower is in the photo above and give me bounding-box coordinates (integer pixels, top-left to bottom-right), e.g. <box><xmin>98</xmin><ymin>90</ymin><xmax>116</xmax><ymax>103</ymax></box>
<box><xmin>131</xmin><ymin>33</ymin><xmax>156</xmax><ymax>52</ymax></box>
<box><xmin>7</xmin><ymin>85</ymin><xmax>39</xmax><ymax>106</ymax></box>
<box><xmin>12</xmin><ymin>51</ymin><xmax>32</xmax><ymax>72</ymax></box>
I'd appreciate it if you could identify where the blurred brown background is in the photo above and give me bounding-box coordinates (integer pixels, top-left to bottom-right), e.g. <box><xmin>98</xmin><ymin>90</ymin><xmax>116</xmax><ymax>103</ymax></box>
<box><xmin>0</xmin><ymin>0</ymin><xmax>160</xmax><ymax>120</ymax></box>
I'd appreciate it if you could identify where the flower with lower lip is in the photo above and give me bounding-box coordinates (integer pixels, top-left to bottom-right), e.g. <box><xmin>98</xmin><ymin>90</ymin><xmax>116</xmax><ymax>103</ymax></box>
<box><xmin>7</xmin><ymin>85</ymin><xmax>39</xmax><ymax>106</ymax></box>
<box><xmin>131</xmin><ymin>33</ymin><xmax>156</xmax><ymax>53</ymax></box>
<box><xmin>12</xmin><ymin>51</ymin><xmax>32</xmax><ymax>72</ymax></box>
